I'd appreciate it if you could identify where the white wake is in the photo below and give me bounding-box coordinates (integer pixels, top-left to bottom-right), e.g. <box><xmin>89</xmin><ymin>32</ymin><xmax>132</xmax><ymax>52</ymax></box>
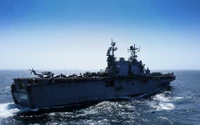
<box><xmin>0</xmin><ymin>103</ymin><xmax>29</xmax><ymax>118</ymax></box>
<box><xmin>148</xmin><ymin>93</ymin><xmax>183</xmax><ymax>111</ymax></box>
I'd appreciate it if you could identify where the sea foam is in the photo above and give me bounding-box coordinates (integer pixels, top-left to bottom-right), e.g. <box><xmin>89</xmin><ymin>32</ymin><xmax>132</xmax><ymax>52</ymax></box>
<box><xmin>0</xmin><ymin>103</ymin><xmax>29</xmax><ymax>118</ymax></box>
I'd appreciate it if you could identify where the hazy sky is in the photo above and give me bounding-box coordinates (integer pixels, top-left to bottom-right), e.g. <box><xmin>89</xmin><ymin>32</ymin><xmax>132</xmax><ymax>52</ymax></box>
<box><xmin>0</xmin><ymin>0</ymin><xmax>200</xmax><ymax>70</ymax></box>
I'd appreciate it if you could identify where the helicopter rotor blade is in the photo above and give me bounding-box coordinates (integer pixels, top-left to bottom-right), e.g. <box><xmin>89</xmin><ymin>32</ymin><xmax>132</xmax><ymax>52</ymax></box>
<box><xmin>127</xmin><ymin>48</ymin><xmax>129</xmax><ymax>53</ymax></box>
<box><xmin>29</xmin><ymin>68</ymin><xmax>34</xmax><ymax>74</ymax></box>
<box><xmin>29</xmin><ymin>69</ymin><xmax>32</xmax><ymax>74</ymax></box>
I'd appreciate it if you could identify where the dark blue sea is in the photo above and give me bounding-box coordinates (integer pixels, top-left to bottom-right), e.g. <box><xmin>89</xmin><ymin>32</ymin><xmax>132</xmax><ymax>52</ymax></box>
<box><xmin>0</xmin><ymin>70</ymin><xmax>200</xmax><ymax>125</ymax></box>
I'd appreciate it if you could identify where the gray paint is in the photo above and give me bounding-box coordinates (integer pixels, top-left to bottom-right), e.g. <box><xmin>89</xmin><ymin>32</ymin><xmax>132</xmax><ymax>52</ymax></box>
<box><xmin>11</xmin><ymin>41</ymin><xmax>176</xmax><ymax>108</ymax></box>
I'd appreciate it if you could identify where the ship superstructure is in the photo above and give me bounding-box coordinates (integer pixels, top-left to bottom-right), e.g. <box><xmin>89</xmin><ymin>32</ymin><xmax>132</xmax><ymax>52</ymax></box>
<box><xmin>11</xmin><ymin>40</ymin><xmax>175</xmax><ymax>109</ymax></box>
<box><xmin>106</xmin><ymin>40</ymin><xmax>149</xmax><ymax>76</ymax></box>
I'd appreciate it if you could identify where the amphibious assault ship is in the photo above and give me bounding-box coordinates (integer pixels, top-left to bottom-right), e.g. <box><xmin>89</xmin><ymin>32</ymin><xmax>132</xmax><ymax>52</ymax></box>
<box><xmin>11</xmin><ymin>40</ymin><xmax>175</xmax><ymax>109</ymax></box>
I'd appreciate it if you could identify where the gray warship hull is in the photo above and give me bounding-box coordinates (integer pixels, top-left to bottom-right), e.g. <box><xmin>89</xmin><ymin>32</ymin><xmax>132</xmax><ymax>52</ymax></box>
<box><xmin>11</xmin><ymin>75</ymin><xmax>175</xmax><ymax>109</ymax></box>
<box><xmin>11</xmin><ymin>41</ymin><xmax>176</xmax><ymax>109</ymax></box>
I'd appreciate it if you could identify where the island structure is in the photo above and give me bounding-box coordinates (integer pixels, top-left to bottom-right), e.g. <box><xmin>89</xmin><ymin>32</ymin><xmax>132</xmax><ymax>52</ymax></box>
<box><xmin>11</xmin><ymin>40</ymin><xmax>176</xmax><ymax>109</ymax></box>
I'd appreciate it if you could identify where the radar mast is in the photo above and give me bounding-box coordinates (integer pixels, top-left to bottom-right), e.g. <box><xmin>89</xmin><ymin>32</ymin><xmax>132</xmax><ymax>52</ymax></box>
<box><xmin>110</xmin><ymin>38</ymin><xmax>117</xmax><ymax>56</ymax></box>
<box><xmin>106</xmin><ymin>39</ymin><xmax>118</xmax><ymax>76</ymax></box>
<box><xmin>128</xmin><ymin>44</ymin><xmax>140</xmax><ymax>61</ymax></box>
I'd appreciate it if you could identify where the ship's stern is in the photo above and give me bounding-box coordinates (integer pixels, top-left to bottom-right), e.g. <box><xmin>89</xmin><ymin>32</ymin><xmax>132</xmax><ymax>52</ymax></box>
<box><xmin>11</xmin><ymin>79</ymin><xmax>32</xmax><ymax>108</ymax></box>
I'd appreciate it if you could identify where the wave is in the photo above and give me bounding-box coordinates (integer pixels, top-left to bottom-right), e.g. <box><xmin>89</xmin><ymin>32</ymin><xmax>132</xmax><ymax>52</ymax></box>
<box><xmin>0</xmin><ymin>103</ymin><xmax>22</xmax><ymax>118</ymax></box>
<box><xmin>0</xmin><ymin>103</ymin><xmax>38</xmax><ymax>118</ymax></box>
<box><xmin>148</xmin><ymin>93</ymin><xmax>183</xmax><ymax>111</ymax></box>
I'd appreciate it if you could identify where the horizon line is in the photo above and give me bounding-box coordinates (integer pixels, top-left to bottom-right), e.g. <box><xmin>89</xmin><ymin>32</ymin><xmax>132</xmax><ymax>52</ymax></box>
<box><xmin>0</xmin><ymin>69</ymin><xmax>200</xmax><ymax>71</ymax></box>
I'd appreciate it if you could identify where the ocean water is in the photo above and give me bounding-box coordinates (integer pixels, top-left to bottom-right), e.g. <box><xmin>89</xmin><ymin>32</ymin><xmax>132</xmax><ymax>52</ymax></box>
<box><xmin>0</xmin><ymin>70</ymin><xmax>200</xmax><ymax>125</ymax></box>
